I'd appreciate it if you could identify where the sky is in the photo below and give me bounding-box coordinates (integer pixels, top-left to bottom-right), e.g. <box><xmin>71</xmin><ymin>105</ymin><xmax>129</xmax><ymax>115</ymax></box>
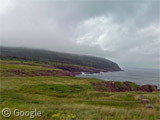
<box><xmin>0</xmin><ymin>0</ymin><xmax>160</xmax><ymax>69</ymax></box>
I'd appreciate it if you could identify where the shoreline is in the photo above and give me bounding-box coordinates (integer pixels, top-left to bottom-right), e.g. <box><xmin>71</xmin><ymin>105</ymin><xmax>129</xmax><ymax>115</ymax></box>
<box><xmin>76</xmin><ymin>71</ymin><xmax>159</xmax><ymax>92</ymax></box>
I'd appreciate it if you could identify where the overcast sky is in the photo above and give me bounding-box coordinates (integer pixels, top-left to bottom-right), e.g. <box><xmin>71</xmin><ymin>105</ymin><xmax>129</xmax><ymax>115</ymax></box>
<box><xmin>0</xmin><ymin>0</ymin><xmax>160</xmax><ymax>69</ymax></box>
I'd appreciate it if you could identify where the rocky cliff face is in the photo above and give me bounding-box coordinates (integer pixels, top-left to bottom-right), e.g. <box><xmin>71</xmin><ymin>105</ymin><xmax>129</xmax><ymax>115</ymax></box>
<box><xmin>55</xmin><ymin>66</ymin><xmax>111</xmax><ymax>75</ymax></box>
<box><xmin>92</xmin><ymin>81</ymin><xmax>158</xmax><ymax>92</ymax></box>
<box><xmin>139</xmin><ymin>85</ymin><xmax>158</xmax><ymax>92</ymax></box>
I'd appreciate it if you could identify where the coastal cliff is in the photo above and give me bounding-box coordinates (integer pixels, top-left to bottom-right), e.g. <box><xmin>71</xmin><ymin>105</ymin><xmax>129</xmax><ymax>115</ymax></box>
<box><xmin>0</xmin><ymin>47</ymin><xmax>158</xmax><ymax>92</ymax></box>
<box><xmin>0</xmin><ymin>46</ymin><xmax>122</xmax><ymax>73</ymax></box>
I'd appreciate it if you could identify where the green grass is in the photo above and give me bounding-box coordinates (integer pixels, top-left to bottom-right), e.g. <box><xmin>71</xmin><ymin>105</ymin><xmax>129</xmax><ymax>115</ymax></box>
<box><xmin>115</xmin><ymin>81</ymin><xmax>125</xmax><ymax>88</ymax></box>
<box><xmin>78</xmin><ymin>100</ymin><xmax>139</xmax><ymax>108</ymax></box>
<box><xmin>0</xmin><ymin>63</ymin><xmax>60</xmax><ymax>72</ymax></box>
<box><xmin>21</xmin><ymin>84</ymin><xmax>94</xmax><ymax>97</ymax></box>
<box><xmin>51</xmin><ymin>62</ymin><xmax>94</xmax><ymax>69</ymax></box>
<box><xmin>0</xmin><ymin>60</ymin><xmax>159</xmax><ymax>120</ymax></box>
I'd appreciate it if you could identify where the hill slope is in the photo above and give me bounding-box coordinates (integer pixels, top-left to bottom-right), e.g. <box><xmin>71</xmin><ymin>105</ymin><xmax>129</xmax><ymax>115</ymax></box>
<box><xmin>0</xmin><ymin>47</ymin><xmax>122</xmax><ymax>72</ymax></box>
<box><xmin>0</xmin><ymin>59</ymin><xmax>159</xmax><ymax>120</ymax></box>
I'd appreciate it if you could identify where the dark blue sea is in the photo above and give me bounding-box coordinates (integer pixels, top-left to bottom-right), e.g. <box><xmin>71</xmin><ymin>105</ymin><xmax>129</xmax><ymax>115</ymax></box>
<box><xmin>76</xmin><ymin>67</ymin><xmax>160</xmax><ymax>89</ymax></box>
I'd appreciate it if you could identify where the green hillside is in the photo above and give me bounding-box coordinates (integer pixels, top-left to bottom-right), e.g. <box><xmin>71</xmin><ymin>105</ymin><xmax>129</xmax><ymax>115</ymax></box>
<box><xmin>0</xmin><ymin>47</ymin><xmax>121</xmax><ymax>71</ymax></box>
<box><xmin>0</xmin><ymin>60</ymin><xmax>159</xmax><ymax>120</ymax></box>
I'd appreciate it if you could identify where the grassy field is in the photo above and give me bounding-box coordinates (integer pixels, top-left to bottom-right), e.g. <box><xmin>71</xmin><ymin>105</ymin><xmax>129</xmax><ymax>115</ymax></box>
<box><xmin>0</xmin><ymin>60</ymin><xmax>159</xmax><ymax>120</ymax></box>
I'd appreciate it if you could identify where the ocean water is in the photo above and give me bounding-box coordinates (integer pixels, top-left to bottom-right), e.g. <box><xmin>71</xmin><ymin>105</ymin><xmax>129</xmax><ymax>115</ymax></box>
<box><xmin>76</xmin><ymin>67</ymin><xmax>160</xmax><ymax>89</ymax></box>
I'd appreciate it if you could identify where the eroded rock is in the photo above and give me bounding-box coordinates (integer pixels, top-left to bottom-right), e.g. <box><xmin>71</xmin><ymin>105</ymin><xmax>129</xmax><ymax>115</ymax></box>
<box><xmin>146</xmin><ymin>104</ymin><xmax>154</xmax><ymax>109</ymax></box>
<box><xmin>91</xmin><ymin>81</ymin><xmax>158</xmax><ymax>92</ymax></box>
<box><xmin>139</xmin><ymin>95</ymin><xmax>144</xmax><ymax>99</ymax></box>
<box><xmin>141</xmin><ymin>99</ymin><xmax>150</xmax><ymax>104</ymax></box>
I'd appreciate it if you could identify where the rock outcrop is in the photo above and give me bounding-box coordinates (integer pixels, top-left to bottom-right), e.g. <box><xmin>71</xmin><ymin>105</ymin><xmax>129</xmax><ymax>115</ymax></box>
<box><xmin>146</xmin><ymin>104</ymin><xmax>154</xmax><ymax>109</ymax></box>
<box><xmin>141</xmin><ymin>99</ymin><xmax>150</xmax><ymax>103</ymax></box>
<box><xmin>138</xmin><ymin>85</ymin><xmax>158</xmax><ymax>92</ymax></box>
<box><xmin>91</xmin><ymin>81</ymin><xmax>158</xmax><ymax>92</ymax></box>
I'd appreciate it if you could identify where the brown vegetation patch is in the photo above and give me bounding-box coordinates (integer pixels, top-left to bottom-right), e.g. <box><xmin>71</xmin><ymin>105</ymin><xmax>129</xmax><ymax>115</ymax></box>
<box><xmin>91</xmin><ymin>81</ymin><xmax>158</xmax><ymax>92</ymax></box>
<box><xmin>2</xmin><ymin>69</ymin><xmax>74</xmax><ymax>77</ymax></box>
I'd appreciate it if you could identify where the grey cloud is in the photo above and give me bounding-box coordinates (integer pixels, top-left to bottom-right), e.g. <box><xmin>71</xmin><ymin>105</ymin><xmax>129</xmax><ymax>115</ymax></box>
<box><xmin>0</xmin><ymin>0</ymin><xmax>159</xmax><ymax>69</ymax></box>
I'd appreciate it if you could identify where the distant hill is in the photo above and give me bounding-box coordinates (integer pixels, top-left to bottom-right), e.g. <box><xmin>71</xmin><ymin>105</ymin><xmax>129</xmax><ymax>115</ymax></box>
<box><xmin>0</xmin><ymin>46</ymin><xmax>122</xmax><ymax>72</ymax></box>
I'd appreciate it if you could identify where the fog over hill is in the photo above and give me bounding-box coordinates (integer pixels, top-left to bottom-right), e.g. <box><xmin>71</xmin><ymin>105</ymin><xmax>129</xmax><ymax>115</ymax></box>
<box><xmin>0</xmin><ymin>47</ymin><xmax>122</xmax><ymax>71</ymax></box>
